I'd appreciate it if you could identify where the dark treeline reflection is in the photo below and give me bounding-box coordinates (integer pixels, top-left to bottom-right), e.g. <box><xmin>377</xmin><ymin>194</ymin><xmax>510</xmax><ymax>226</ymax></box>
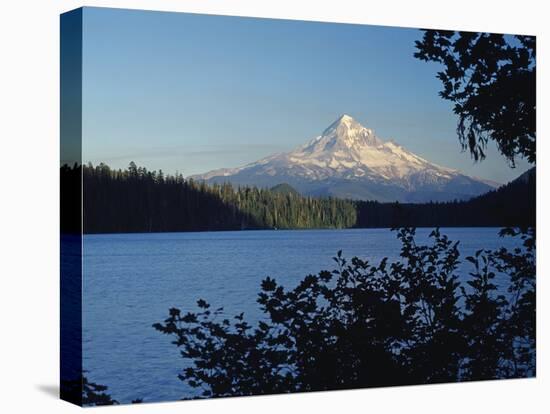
<box><xmin>154</xmin><ymin>227</ymin><xmax>535</xmax><ymax>398</ymax></box>
<box><xmin>75</xmin><ymin>162</ymin><xmax>534</xmax><ymax>234</ymax></box>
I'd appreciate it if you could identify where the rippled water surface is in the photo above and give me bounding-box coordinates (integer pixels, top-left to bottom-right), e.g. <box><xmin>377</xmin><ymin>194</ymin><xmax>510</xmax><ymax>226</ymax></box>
<box><xmin>82</xmin><ymin>228</ymin><xmax>521</xmax><ymax>403</ymax></box>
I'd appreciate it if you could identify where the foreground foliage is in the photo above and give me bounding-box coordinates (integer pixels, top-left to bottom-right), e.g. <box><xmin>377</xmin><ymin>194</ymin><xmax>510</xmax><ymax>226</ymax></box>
<box><xmin>154</xmin><ymin>228</ymin><xmax>535</xmax><ymax>398</ymax></box>
<box><xmin>415</xmin><ymin>31</ymin><xmax>536</xmax><ymax>165</ymax></box>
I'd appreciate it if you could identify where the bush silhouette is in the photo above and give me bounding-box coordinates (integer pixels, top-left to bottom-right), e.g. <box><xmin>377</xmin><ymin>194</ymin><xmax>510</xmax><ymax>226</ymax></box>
<box><xmin>154</xmin><ymin>227</ymin><xmax>535</xmax><ymax>398</ymax></box>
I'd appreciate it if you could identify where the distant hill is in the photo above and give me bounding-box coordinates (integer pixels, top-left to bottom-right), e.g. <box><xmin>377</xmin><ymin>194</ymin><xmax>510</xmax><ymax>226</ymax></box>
<box><xmin>270</xmin><ymin>183</ymin><xmax>300</xmax><ymax>196</ymax></box>
<box><xmin>355</xmin><ymin>167</ymin><xmax>535</xmax><ymax>228</ymax></box>
<box><xmin>462</xmin><ymin>167</ymin><xmax>535</xmax><ymax>225</ymax></box>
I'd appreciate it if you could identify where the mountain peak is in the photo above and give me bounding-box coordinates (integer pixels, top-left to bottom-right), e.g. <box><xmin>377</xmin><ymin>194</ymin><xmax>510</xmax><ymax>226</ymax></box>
<box><xmin>326</xmin><ymin>114</ymin><xmax>360</xmax><ymax>130</ymax></box>
<box><xmin>320</xmin><ymin>114</ymin><xmax>381</xmax><ymax>150</ymax></box>
<box><xmin>192</xmin><ymin>115</ymin><xmax>495</xmax><ymax>202</ymax></box>
<box><xmin>337</xmin><ymin>114</ymin><xmax>354</xmax><ymax>123</ymax></box>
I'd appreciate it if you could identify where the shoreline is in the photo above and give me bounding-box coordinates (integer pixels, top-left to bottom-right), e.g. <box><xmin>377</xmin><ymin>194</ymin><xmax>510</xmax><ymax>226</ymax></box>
<box><xmin>77</xmin><ymin>225</ymin><xmax>525</xmax><ymax>237</ymax></box>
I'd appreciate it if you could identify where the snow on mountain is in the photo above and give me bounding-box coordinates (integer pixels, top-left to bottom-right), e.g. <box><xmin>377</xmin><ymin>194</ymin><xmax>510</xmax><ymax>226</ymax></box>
<box><xmin>192</xmin><ymin>114</ymin><xmax>498</xmax><ymax>202</ymax></box>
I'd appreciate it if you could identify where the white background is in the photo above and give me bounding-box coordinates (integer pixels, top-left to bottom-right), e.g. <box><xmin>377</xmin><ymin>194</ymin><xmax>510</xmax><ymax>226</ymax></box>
<box><xmin>0</xmin><ymin>0</ymin><xmax>547</xmax><ymax>412</ymax></box>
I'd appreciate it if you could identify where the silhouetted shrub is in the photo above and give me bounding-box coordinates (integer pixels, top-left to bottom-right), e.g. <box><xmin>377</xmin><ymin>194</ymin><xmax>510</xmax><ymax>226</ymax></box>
<box><xmin>154</xmin><ymin>227</ymin><xmax>535</xmax><ymax>398</ymax></box>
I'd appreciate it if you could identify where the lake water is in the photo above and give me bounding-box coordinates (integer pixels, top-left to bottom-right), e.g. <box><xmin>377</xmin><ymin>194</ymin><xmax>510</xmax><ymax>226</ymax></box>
<box><xmin>82</xmin><ymin>228</ymin><xmax>522</xmax><ymax>403</ymax></box>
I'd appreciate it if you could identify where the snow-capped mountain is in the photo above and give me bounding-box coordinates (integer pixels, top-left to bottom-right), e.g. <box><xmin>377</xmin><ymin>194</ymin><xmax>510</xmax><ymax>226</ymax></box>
<box><xmin>192</xmin><ymin>115</ymin><xmax>497</xmax><ymax>202</ymax></box>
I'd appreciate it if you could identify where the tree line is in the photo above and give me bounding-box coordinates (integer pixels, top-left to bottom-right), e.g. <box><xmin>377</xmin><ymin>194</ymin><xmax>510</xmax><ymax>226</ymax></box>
<box><xmin>63</xmin><ymin>162</ymin><xmax>534</xmax><ymax>234</ymax></box>
<box><xmin>81</xmin><ymin>162</ymin><xmax>357</xmax><ymax>234</ymax></box>
<box><xmin>355</xmin><ymin>168</ymin><xmax>535</xmax><ymax>228</ymax></box>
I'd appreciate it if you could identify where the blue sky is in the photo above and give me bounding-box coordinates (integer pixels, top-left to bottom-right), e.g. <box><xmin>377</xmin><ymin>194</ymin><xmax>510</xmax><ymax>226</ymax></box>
<box><xmin>81</xmin><ymin>7</ymin><xmax>531</xmax><ymax>183</ymax></box>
